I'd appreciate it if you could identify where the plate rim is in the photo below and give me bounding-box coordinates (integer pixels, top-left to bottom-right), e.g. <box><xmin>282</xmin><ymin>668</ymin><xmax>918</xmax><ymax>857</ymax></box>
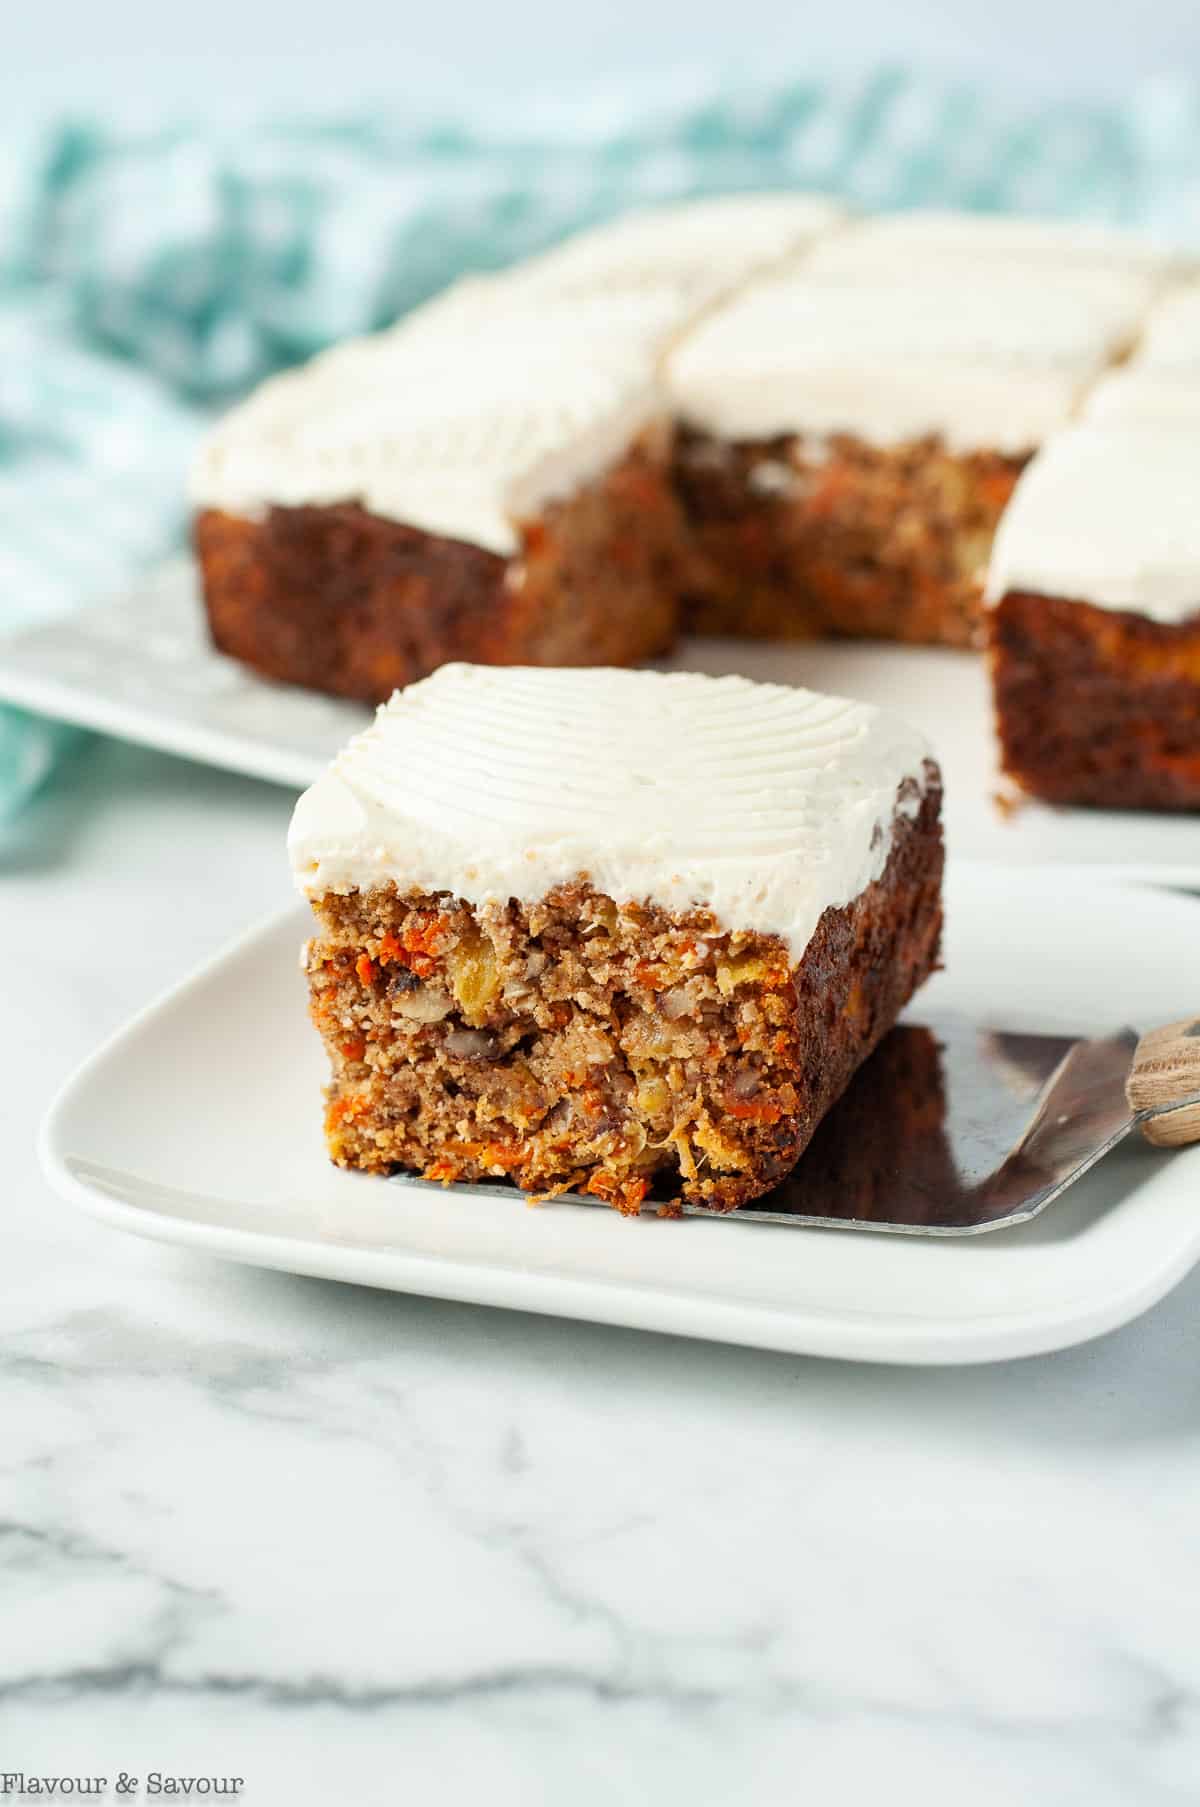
<box><xmin>0</xmin><ymin>661</ymin><xmax>326</xmax><ymax>791</ymax></box>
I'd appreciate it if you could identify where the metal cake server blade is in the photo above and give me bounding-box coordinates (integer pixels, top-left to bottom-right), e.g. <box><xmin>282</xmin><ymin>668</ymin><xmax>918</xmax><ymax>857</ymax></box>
<box><xmin>560</xmin><ymin>1014</ymin><xmax>1200</xmax><ymax>1235</ymax></box>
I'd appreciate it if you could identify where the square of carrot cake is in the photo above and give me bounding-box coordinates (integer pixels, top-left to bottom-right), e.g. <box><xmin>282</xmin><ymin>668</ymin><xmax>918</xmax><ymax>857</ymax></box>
<box><xmin>986</xmin><ymin>423</ymin><xmax>1200</xmax><ymax>810</ymax></box>
<box><xmin>666</xmin><ymin>260</ymin><xmax>1155</xmax><ymax>647</ymax></box>
<box><xmin>289</xmin><ymin>664</ymin><xmax>943</xmax><ymax>1214</ymax></box>
<box><xmin>191</xmin><ymin>285</ymin><xmax>691</xmax><ymax>704</ymax></box>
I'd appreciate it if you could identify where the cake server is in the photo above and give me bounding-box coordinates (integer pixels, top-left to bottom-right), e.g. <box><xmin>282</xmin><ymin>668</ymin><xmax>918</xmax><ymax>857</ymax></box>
<box><xmin>577</xmin><ymin>1013</ymin><xmax>1200</xmax><ymax>1235</ymax></box>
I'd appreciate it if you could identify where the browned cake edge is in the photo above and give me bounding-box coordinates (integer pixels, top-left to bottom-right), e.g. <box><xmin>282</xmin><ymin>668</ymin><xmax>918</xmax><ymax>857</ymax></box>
<box><xmin>988</xmin><ymin>591</ymin><xmax>1200</xmax><ymax>811</ymax></box>
<box><xmin>302</xmin><ymin>768</ymin><xmax>943</xmax><ymax>1214</ymax></box>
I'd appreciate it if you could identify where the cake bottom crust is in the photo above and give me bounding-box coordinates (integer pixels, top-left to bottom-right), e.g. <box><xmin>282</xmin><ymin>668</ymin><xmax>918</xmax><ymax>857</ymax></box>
<box><xmin>673</xmin><ymin>428</ymin><xmax>1026</xmax><ymax>650</ymax></box>
<box><xmin>989</xmin><ymin>591</ymin><xmax>1200</xmax><ymax>811</ymax></box>
<box><xmin>302</xmin><ymin>776</ymin><xmax>943</xmax><ymax>1213</ymax></box>
<box><xmin>194</xmin><ymin>435</ymin><xmax>683</xmax><ymax>704</ymax></box>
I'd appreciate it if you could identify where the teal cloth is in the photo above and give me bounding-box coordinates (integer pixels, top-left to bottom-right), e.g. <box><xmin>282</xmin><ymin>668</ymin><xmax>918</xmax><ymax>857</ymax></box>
<box><xmin>3</xmin><ymin>67</ymin><xmax>1200</xmax><ymax>817</ymax></box>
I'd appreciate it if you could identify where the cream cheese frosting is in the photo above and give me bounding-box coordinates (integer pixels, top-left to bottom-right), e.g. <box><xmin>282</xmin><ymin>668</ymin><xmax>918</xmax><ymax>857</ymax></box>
<box><xmin>804</xmin><ymin>209</ymin><xmax>1182</xmax><ymax>277</ymax></box>
<box><xmin>1083</xmin><ymin>368</ymin><xmax>1200</xmax><ymax>426</ymax></box>
<box><xmin>288</xmin><ymin>664</ymin><xmax>934</xmax><ymax>960</ymax></box>
<box><xmin>1131</xmin><ymin>279</ymin><xmax>1200</xmax><ymax>368</ymax></box>
<box><xmin>190</xmin><ymin>286</ymin><xmax>675</xmax><ymax>555</ymax></box>
<box><xmin>511</xmin><ymin>192</ymin><xmax>846</xmax><ymax>302</ymax></box>
<box><xmin>664</xmin><ymin>265</ymin><xmax>1151</xmax><ymax>449</ymax></box>
<box><xmin>985</xmin><ymin>424</ymin><xmax>1200</xmax><ymax>620</ymax></box>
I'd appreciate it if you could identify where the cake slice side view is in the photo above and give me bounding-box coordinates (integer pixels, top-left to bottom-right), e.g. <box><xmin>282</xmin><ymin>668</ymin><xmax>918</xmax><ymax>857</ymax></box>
<box><xmin>985</xmin><ymin>424</ymin><xmax>1200</xmax><ymax>810</ymax></box>
<box><xmin>666</xmin><ymin>261</ymin><xmax>1156</xmax><ymax>649</ymax></box>
<box><xmin>191</xmin><ymin>286</ymin><xmax>692</xmax><ymax>702</ymax></box>
<box><xmin>289</xmin><ymin>665</ymin><xmax>943</xmax><ymax>1214</ymax></box>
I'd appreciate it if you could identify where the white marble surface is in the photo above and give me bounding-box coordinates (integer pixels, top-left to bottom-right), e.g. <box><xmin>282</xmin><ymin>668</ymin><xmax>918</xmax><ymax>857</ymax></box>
<box><xmin>4</xmin><ymin>738</ymin><xmax>1200</xmax><ymax>1805</ymax></box>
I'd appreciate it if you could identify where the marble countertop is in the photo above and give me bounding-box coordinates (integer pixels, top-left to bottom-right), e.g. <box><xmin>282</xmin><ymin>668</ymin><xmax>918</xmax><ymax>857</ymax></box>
<box><xmin>5</xmin><ymin>738</ymin><xmax>1200</xmax><ymax>1805</ymax></box>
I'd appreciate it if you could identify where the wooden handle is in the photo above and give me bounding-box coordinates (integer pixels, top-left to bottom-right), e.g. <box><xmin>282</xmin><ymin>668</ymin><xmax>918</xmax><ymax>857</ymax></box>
<box><xmin>1125</xmin><ymin>1016</ymin><xmax>1200</xmax><ymax>1147</ymax></box>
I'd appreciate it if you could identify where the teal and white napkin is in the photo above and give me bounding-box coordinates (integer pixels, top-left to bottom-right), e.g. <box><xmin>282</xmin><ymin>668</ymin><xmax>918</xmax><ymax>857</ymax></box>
<box><xmin>4</xmin><ymin>67</ymin><xmax>1200</xmax><ymax>818</ymax></box>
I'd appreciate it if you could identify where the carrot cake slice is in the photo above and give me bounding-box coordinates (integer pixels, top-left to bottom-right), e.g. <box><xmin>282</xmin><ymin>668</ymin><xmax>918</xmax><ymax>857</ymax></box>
<box><xmin>986</xmin><ymin>423</ymin><xmax>1200</xmax><ymax>810</ymax></box>
<box><xmin>191</xmin><ymin>290</ymin><xmax>690</xmax><ymax>703</ymax></box>
<box><xmin>290</xmin><ymin>663</ymin><xmax>943</xmax><ymax>1213</ymax></box>
<box><xmin>665</xmin><ymin>261</ymin><xmax>1154</xmax><ymax>647</ymax></box>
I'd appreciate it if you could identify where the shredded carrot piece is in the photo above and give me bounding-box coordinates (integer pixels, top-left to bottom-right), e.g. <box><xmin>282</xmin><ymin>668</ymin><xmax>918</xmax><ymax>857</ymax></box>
<box><xmin>806</xmin><ymin>461</ymin><xmax>854</xmax><ymax>518</ymax></box>
<box><xmin>423</xmin><ymin>1158</ymin><xmax>463</xmax><ymax>1185</ymax></box>
<box><xmin>340</xmin><ymin>1036</ymin><xmax>366</xmax><ymax>1062</ymax></box>
<box><xmin>481</xmin><ymin>1141</ymin><xmax>523</xmax><ymax>1170</ymax></box>
<box><xmin>585</xmin><ymin>1170</ymin><xmax>650</xmax><ymax>1216</ymax></box>
<box><xmin>726</xmin><ymin>1097</ymin><xmax>784</xmax><ymax>1124</ymax></box>
<box><xmin>978</xmin><ymin>471</ymin><xmax>1017</xmax><ymax>512</ymax></box>
<box><xmin>374</xmin><ymin>915</ymin><xmax>446</xmax><ymax>980</ymax></box>
<box><xmin>355</xmin><ymin>954</ymin><xmax>376</xmax><ymax>985</ymax></box>
<box><xmin>327</xmin><ymin>1090</ymin><xmax>370</xmax><ymax>1127</ymax></box>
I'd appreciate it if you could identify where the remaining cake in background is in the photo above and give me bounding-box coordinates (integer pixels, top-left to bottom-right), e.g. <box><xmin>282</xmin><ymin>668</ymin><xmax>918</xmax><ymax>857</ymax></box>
<box><xmin>190</xmin><ymin>190</ymin><xmax>848</xmax><ymax>705</ymax></box>
<box><xmin>986</xmin><ymin>424</ymin><xmax>1200</xmax><ymax>810</ymax></box>
<box><xmin>290</xmin><ymin>664</ymin><xmax>943</xmax><ymax>1213</ymax></box>
<box><xmin>191</xmin><ymin>195</ymin><xmax>1200</xmax><ymax>820</ymax></box>
<box><xmin>665</xmin><ymin>260</ymin><xmax>1154</xmax><ymax>647</ymax></box>
<box><xmin>192</xmin><ymin>287</ymin><xmax>691</xmax><ymax>702</ymax></box>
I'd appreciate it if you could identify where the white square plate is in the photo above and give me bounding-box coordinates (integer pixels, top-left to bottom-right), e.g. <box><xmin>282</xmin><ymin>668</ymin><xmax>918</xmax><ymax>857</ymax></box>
<box><xmin>2</xmin><ymin>559</ymin><xmax>1198</xmax><ymax>880</ymax></box>
<box><xmin>40</xmin><ymin>865</ymin><xmax>1200</xmax><ymax>1365</ymax></box>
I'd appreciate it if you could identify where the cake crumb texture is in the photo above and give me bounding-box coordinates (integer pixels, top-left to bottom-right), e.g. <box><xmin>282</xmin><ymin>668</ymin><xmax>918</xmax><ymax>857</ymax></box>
<box><xmin>304</xmin><ymin>776</ymin><xmax>942</xmax><ymax>1211</ymax></box>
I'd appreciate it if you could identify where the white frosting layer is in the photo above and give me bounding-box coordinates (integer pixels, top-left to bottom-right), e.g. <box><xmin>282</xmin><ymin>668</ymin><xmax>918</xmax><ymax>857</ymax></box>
<box><xmin>806</xmin><ymin>209</ymin><xmax>1182</xmax><ymax>276</ymax></box>
<box><xmin>985</xmin><ymin>424</ymin><xmax>1200</xmax><ymax>620</ymax></box>
<box><xmin>1083</xmin><ymin>368</ymin><xmax>1200</xmax><ymax>426</ymax></box>
<box><xmin>1133</xmin><ymin>279</ymin><xmax>1200</xmax><ymax>368</ymax></box>
<box><xmin>513</xmin><ymin>193</ymin><xmax>846</xmax><ymax>301</ymax></box>
<box><xmin>288</xmin><ymin>665</ymin><xmax>935</xmax><ymax>959</ymax></box>
<box><xmin>191</xmin><ymin>285</ymin><xmax>673</xmax><ymax>555</ymax></box>
<box><xmin>665</xmin><ymin>266</ymin><xmax>1150</xmax><ymax>449</ymax></box>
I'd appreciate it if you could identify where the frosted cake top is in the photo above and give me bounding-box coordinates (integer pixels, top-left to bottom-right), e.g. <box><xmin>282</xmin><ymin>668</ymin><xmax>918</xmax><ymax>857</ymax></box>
<box><xmin>985</xmin><ymin>423</ymin><xmax>1200</xmax><ymax>620</ymax></box>
<box><xmin>1083</xmin><ymin>368</ymin><xmax>1200</xmax><ymax>426</ymax></box>
<box><xmin>804</xmin><ymin>208</ymin><xmax>1182</xmax><ymax>276</ymax></box>
<box><xmin>1132</xmin><ymin>279</ymin><xmax>1200</xmax><ymax>369</ymax></box>
<box><xmin>190</xmin><ymin>287</ymin><xmax>674</xmax><ymax>555</ymax></box>
<box><xmin>664</xmin><ymin>264</ymin><xmax>1154</xmax><ymax>450</ymax></box>
<box><xmin>512</xmin><ymin>192</ymin><xmax>847</xmax><ymax>301</ymax></box>
<box><xmin>288</xmin><ymin>664</ymin><xmax>935</xmax><ymax>960</ymax></box>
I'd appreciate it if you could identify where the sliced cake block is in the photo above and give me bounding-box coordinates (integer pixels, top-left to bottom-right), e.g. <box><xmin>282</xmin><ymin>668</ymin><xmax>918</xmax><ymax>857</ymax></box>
<box><xmin>191</xmin><ymin>287</ymin><xmax>693</xmax><ymax>703</ymax></box>
<box><xmin>289</xmin><ymin>664</ymin><xmax>943</xmax><ymax>1214</ymax></box>
<box><xmin>986</xmin><ymin>424</ymin><xmax>1200</xmax><ymax>809</ymax></box>
<box><xmin>665</xmin><ymin>261</ymin><xmax>1155</xmax><ymax>647</ymax></box>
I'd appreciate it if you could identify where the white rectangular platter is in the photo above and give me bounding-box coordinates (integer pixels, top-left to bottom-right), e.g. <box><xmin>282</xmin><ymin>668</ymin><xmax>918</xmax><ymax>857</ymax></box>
<box><xmin>40</xmin><ymin>865</ymin><xmax>1200</xmax><ymax>1366</ymax></box>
